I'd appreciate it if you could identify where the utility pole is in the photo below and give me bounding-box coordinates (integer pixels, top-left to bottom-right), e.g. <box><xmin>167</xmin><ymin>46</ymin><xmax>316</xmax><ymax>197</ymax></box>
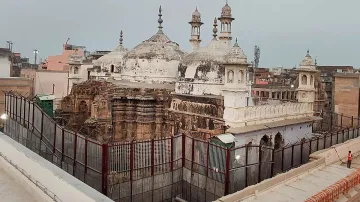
<box><xmin>33</xmin><ymin>49</ymin><xmax>39</xmax><ymax>64</ymax></box>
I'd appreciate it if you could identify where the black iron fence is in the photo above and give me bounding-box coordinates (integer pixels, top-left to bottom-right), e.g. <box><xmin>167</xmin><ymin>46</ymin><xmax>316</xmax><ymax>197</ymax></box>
<box><xmin>3</xmin><ymin>91</ymin><xmax>360</xmax><ymax>202</ymax></box>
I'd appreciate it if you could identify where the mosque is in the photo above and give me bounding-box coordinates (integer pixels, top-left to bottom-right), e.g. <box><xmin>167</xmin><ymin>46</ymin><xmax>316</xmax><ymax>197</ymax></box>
<box><xmin>62</xmin><ymin>3</ymin><xmax>321</xmax><ymax>147</ymax></box>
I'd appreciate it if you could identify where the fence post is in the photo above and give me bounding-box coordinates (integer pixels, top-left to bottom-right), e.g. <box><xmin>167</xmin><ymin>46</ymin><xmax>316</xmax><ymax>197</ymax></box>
<box><xmin>151</xmin><ymin>138</ymin><xmax>155</xmax><ymax>176</ymax></box>
<box><xmin>330</xmin><ymin>113</ymin><xmax>333</xmax><ymax>130</ymax></box>
<box><xmin>300</xmin><ymin>141</ymin><xmax>303</xmax><ymax>164</ymax></box>
<box><xmin>130</xmin><ymin>140</ymin><xmax>134</xmax><ymax>199</ymax></box>
<box><xmin>23</xmin><ymin>97</ymin><xmax>26</xmax><ymax>125</ymax></box>
<box><xmin>15</xmin><ymin>96</ymin><xmax>17</xmax><ymax>121</ymax></box>
<box><xmin>32</xmin><ymin>101</ymin><xmax>35</xmax><ymax>132</ymax></box>
<box><xmin>84</xmin><ymin>138</ymin><xmax>88</xmax><ymax>182</ymax></box>
<box><xmin>170</xmin><ymin>136</ymin><xmax>174</xmax><ymax>171</ymax></box>
<box><xmin>61</xmin><ymin>128</ymin><xmax>65</xmax><ymax>164</ymax></box>
<box><xmin>316</xmin><ymin>137</ymin><xmax>320</xmax><ymax>151</ymax></box>
<box><xmin>39</xmin><ymin>112</ymin><xmax>44</xmax><ymax>152</ymax></box>
<box><xmin>271</xmin><ymin>148</ymin><xmax>275</xmax><ymax>177</ymax></box>
<box><xmin>206</xmin><ymin>141</ymin><xmax>210</xmax><ymax>178</ymax></box>
<box><xmin>330</xmin><ymin>132</ymin><xmax>333</xmax><ymax>146</ymax></box>
<box><xmin>245</xmin><ymin>145</ymin><xmax>248</xmax><ymax>187</ymax></box>
<box><xmin>52</xmin><ymin>122</ymin><xmax>56</xmax><ymax>163</ymax></box>
<box><xmin>291</xmin><ymin>145</ymin><xmax>294</xmax><ymax>168</ymax></box>
<box><xmin>258</xmin><ymin>146</ymin><xmax>262</xmax><ymax>183</ymax></box>
<box><xmin>182</xmin><ymin>134</ymin><xmax>185</xmax><ymax>168</ymax></box>
<box><xmin>224</xmin><ymin>148</ymin><xmax>230</xmax><ymax>195</ymax></box>
<box><xmin>340</xmin><ymin>114</ymin><xmax>343</xmax><ymax>128</ymax></box>
<box><xmin>73</xmin><ymin>133</ymin><xmax>78</xmax><ymax>176</ymax></box>
<box><xmin>101</xmin><ymin>143</ymin><xmax>109</xmax><ymax>195</ymax></box>
<box><xmin>4</xmin><ymin>93</ymin><xmax>6</xmax><ymax>114</ymax></box>
<box><xmin>281</xmin><ymin>147</ymin><xmax>285</xmax><ymax>171</ymax></box>
<box><xmin>27</xmin><ymin>100</ymin><xmax>31</xmax><ymax>128</ymax></box>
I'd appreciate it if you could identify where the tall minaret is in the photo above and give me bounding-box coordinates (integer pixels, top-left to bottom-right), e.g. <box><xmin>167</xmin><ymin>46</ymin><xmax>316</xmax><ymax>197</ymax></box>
<box><xmin>189</xmin><ymin>7</ymin><xmax>203</xmax><ymax>51</ymax></box>
<box><xmin>218</xmin><ymin>2</ymin><xmax>235</xmax><ymax>47</ymax></box>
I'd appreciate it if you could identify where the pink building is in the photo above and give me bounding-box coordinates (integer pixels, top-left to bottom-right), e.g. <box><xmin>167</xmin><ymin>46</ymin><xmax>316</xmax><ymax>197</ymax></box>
<box><xmin>40</xmin><ymin>44</ymin><xmax>85</xmax><ymax>71</ymax></box>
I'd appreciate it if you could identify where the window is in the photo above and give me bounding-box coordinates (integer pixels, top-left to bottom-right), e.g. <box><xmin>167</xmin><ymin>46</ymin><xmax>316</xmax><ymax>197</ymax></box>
<box><xmin>227</xmin><ymin>70</ymin><xmax>234</xmax><ymax>83</ymax></box>
<box><xmin>74</xmin><ymin>67</ymin><xmax>79</xmax><ymax>74</ymax></box>
<box><xmin>310</xmin><ymin>75</ymin><xmax>314</xmax><ymax>85</ymax></box>
<box><xmin>301</xmin><ymin>75</ymin><xmax>307</xmax><ymax>85</ymax></box>
<box><xmin>110</xmin><ymin>65</ymin><xmax>114</xmax><ymax>73</ymax></box>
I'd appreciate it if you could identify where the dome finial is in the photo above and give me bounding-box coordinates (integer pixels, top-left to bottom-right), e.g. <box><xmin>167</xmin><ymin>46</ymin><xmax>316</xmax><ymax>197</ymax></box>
<box><xmin>119</xmin><ymin>30</ymin><xmax>123</xmax><ymax>45</ymax></box>
<box><xmin>158</xmin><ymin>5</ymin><xmax>163</xmax><ymax>30</ymax></box>
<box><xmin>213</xmin><ymin>18</ymin><xmax>218</xmax><ymax>39</ymax></box>
<box><xmin>234</xmin><ymin>38</ymin><xmax>239</xmax><ymax>47</ymax></box>
<box><xmin>306</xmin><ymin>49</ymin><xmax>310</xmax><ymax>56</ymax></box>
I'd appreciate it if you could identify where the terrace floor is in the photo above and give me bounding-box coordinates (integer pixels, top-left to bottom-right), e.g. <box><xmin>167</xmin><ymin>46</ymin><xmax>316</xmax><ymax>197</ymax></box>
<box><xmin>241</xmin><ymin>154</ymin><xmax>359</xmax><ymax>202</ymax></box>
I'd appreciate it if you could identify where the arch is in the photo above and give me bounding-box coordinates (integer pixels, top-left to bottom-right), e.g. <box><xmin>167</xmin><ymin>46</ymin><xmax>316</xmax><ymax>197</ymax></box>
<box><xmin>110</xmin><ymin>65</ymin><xmax>115</xmax><ymax>73</ymax></box>
<box><xmin>260</xmin><ymin>135</ymin><xmax>270</xmax><ymax>146</ymax></box>
<box><xmin>238</xmin><ymin>70</ymin><xmax>245</xmax><ymax>83</ymax></box>
<box><xmin>301</xmin><ymin>75</ymin><xmax>307</xmax><ymax>85</ymax></box>
<box><xmin>274</xmin><ymin>132</ymin><xmax>283</xmax><ymax>150</ymax></box>
<box><xmin>227</xmin><ymin>70</ymin><xmax>234</xmax><ymax>83</ymax></box>
<box><xmin>79</xmin><ymin>100</ymin><xmax>88</xmax><ymax>112</ymax></box>
<box><xmin>74</xmin><ymin>66</ymin><xmax>79</xmax><ymax>74</ymax></box>
<box><xmin>310</xmin><ymin>75</ymin><xmax>314</xmax><ymax>85</ymax></box>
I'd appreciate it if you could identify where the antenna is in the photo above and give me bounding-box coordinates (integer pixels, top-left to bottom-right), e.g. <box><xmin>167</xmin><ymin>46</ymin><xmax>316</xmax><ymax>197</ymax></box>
<box><xmin>6</xmin><ymin>41</ymin><xmax>13</xmax><ymax>51</ymax></box>
<box><xmin>254</xmin><ymin>45</ymin><xmax>260</xmax><ymax>68</ymax></box>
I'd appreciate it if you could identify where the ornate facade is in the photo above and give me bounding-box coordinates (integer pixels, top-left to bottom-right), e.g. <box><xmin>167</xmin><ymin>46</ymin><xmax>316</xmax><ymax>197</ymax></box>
<box><xmin>59</xmin><ymin>4</ymin><xmax>322</xmax><ymax>144</ymax></box>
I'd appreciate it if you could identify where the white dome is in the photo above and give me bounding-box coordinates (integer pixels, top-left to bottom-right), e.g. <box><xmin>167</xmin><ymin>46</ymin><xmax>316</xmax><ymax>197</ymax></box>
<box><xmin>123</xmin><ymin>30</ymin><xmax>185</xmax><ymax>61</ymax></box>
<box><xmin>93</xmin><ymin>45</ymin><xmax>128</xmax><ymax>69</ymax></box>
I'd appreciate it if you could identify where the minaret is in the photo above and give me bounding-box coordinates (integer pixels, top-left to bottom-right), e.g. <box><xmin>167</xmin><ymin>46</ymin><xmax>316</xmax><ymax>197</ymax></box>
<box><xmin>296</xmin><ymin>50</ymin><xmax>318</xmax><ymax>114</ymax></box>
<box><xmin>222</xmin><ymin>38</ymin><xmax>251</xmax><ymax>128</ymax></box>
<box><xmin>189</xmin><ymin>7</ymin><xmax>203</xmax><ymax>51</ymax></box>
<box><xmin>218</xmin><ymin>2</ymin><xmax>235</xmax><ymax>47</ymax></box>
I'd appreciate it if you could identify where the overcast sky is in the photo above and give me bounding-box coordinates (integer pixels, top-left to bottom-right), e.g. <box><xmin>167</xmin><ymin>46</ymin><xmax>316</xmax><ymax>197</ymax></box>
<box><xmin>1</xmin><ymin>0</ymin><xmax>359</xmax><ymax>67</ymax></box>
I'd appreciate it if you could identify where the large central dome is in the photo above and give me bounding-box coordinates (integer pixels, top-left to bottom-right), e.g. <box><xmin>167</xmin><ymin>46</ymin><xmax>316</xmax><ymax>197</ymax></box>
<box><xmin>123</xmin><ymin>30</ymin><xmax>185</xmax><ymax>61</ymax></box>
<box><xmin>120</xmin><ymin>6</ymin><xmax>186</xmax><ymax>84</ymax></box>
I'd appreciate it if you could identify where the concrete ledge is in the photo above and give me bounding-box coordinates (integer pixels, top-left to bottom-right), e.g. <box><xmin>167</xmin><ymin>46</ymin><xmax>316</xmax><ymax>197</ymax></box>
<box><xmin>0</xmin><ymin>133</ymin><xmax>113</xmax><ymax>202</ymax></box>
<box><xmin>310</xmin><ymin>137</ymin><xmax>360</xmax><ymax>165</ymax></box>
<box><xmin>216</xmin><ymin>158</ymin><xmax>325</xmax><ymax>202</ymax></box>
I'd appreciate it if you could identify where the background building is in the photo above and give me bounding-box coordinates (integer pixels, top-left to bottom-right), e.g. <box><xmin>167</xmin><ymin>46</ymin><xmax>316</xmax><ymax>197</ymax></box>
<box><xmin>0</xmin><ymin>77</ymin><xmax>33</xmax><ymax>114</ymax></box>
<box><xmin>0</xmin><ymin>48</ymin><xmax>12</xmax><ymax>77</ymax></box>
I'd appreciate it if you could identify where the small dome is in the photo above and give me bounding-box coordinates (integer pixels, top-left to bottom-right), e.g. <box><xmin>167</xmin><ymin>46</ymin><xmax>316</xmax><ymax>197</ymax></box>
<box><xmin>192</xmin><ymin>7</ymin><xmax>200</xmax><ymax>17</ymax></box>
<box><xmin>191</xmin><ymin>7</ymin><xmax>202</xmax><ymax>23</ymax></box>
<box><xmin>221</xmin><ymin>3</ymin><xmax>232</xmax><ymax>18</ymax></box>
<box><xmin>93</xmin><ymin>44</ymin><xmax>128</xmax><ymax>68</ymax></box>
<box><xmin>299</xmin><ymin>50</ymin><xmax>316</xmax><ymax>67</ymax></box>
<box><xmin>225</xmin><ymin>39</ymin><xmax>247</xmax><ymax>64</ymax></box>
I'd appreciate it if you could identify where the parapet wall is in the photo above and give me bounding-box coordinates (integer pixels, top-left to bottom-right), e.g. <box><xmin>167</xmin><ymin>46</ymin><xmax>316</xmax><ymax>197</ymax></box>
<box><xmin>0</xmin><ymin>133</ymin><xmax>113</xmax><ymax>202</ymax></box>
<box><xmin>224</xmin><ymin>102</ymin><xmax>313</xmax><ymax>127</ymax></box>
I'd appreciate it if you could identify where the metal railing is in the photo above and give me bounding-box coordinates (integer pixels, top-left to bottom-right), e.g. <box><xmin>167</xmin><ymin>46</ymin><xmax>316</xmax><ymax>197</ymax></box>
<box><xmin>3</xmin><ymin>91</ymin><xmax>360</xmax><ymax>202</ymax></box>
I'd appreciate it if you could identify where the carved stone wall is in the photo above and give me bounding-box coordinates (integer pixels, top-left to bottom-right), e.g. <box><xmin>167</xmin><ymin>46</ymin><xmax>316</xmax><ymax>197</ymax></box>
<box><xmin>111</xmin><ymin>87</ymin><xmax>172</xmax><ymax>141</ymax></box>
<box><xmin>58</xmin><ymin>80</ymin><xmax>173</xmax><ymax>142</ymax></box>
<box><xmin>168</xmin><ymin>94</ymin><xmax>225</xmax><ymax>139</ymax></box>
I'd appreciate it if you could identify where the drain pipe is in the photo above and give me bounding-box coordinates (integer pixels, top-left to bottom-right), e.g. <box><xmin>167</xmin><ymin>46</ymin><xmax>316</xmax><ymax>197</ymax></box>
<box><xmin>174</xmin><ymin>197</ymin><xmax>187</xmax><ymax>202</ymax></box>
